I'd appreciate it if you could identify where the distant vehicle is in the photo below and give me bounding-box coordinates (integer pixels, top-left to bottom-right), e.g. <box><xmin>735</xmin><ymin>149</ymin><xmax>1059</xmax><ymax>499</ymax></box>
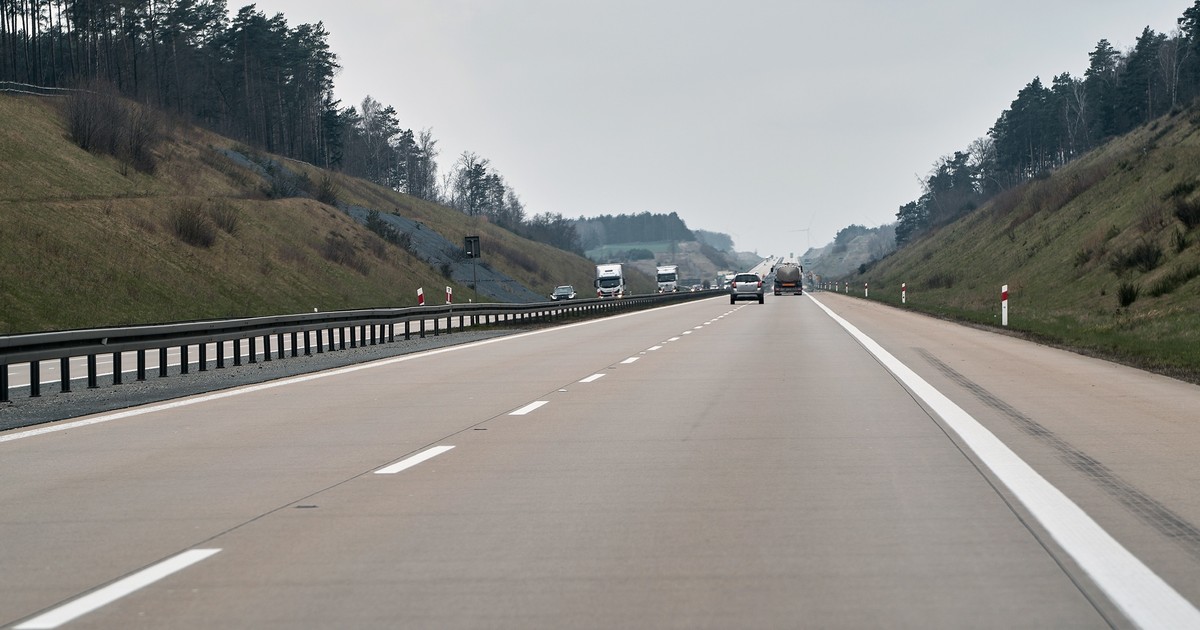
<box><xmin>656</xmin><ymin>265</ymin><xmax>679</xmax><ymax>293</ymax></box>
<box><xmin>594</xmin><ymin>264</ymin><xmax>625</xmax><ymax>298</ymax></box>
<box><xmin>690</xmin><ymin>284</ymin><xmax>702</xmax><ymax>292</ymax></box>
<box><xmin>773</xmin><ymin>262</ymin><xmax>803</xmax><ymax>296</ymax></box>
<box><xmin>551</xmin><ymin>285</ymin><xmax>576</xmax><ymax>300</ymax></box>
<box><xmin>730</xmin><ymin>272</ymin><xmax>764</xmax><ymax>304</ymax></box>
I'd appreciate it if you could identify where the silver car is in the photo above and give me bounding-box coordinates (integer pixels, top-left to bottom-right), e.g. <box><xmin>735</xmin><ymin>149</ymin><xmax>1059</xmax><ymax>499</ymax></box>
<box><xmin>729</xmin><ymin>273</ymin><xmax>764</xmax><ymax>304</ymax></box>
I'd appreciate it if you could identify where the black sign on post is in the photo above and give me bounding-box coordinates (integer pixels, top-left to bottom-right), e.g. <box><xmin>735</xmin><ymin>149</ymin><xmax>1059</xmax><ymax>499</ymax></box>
<box><xmin>464</xmin><ymin>235</ymin><xmax>480</xmax><ymax>259</ymax></box>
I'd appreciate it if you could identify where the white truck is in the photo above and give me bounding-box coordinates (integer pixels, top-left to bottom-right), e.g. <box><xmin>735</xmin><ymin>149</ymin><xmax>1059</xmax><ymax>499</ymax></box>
<box><xmin>656</xmin><ymin>265</ymin><xmax>679</xmax><ymax>293</ymax></box>
<box><xmin>595</xmin><ymin>263</ymin><xmax>625</xmax><ymax>298</ymax></box>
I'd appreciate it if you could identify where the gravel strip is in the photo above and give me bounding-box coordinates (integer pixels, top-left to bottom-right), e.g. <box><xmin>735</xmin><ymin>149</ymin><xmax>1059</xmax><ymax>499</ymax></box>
<box><xmin>0</xmin><ymin>329</ymin><xmax>522</xmax><ymax>433</ymax></box>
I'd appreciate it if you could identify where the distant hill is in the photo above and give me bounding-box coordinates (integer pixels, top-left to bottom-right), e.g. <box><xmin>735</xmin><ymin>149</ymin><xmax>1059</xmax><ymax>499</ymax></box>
<box><xmin>0</xmin><ymin>94</ymin><xmax>606</xmax><ymax>334</ymax></box>
<box><xmin>833</xmin><ymin>105</ymin><xmax>1200</xmax><ymax>381</ymax></box>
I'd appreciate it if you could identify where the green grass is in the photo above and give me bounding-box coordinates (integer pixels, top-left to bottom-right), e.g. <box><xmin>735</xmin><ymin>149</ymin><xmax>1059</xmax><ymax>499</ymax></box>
<box><xmin>0</xmin><ymin>94</ymin><xmax>604</xmax><ymax>333</ymax></box>
<box><xmin>842</xmin><ymin>107</ymin><xmax>1200</xmax><ymax>382</ymax></box>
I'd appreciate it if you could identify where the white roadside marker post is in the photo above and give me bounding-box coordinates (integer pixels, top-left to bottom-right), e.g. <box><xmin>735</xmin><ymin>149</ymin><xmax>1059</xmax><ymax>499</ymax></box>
<box><xmin>1002</xmin><ymin>284</ymin><xmax>1009</xmax><ymax>327</ymax></box>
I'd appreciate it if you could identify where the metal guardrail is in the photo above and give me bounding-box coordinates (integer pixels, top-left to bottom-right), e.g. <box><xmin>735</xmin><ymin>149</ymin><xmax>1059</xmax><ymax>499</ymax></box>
<box><xmin>1</xmin><ymin>291</ymin><xmax>720</xmax><ymax>402</ymax></box>
<box><xmin>0</xmin><ymin>81</ymin><xmax>78</xmax><ymax>97</ymax></box>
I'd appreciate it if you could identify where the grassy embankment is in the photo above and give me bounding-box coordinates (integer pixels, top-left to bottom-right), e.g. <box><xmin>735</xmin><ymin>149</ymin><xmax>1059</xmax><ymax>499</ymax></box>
<box><xmin>847</xmin><ymin>106</ymin><xmax>1200</xmax><ymax>381</ymax></box>
<box><xmin>0</xmin><ymin>94</ymin><xmax>612</xmax><ymax>334</ymax></box>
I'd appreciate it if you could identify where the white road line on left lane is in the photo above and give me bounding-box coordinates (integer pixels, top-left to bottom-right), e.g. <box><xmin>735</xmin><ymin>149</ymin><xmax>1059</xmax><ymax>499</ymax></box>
<box><xmin>375</xmin><ymin>445</ymin><xmax>455</xmax><ymax>475</ymax></box>
<box><xmin>509</xmin><ymin>401</ymin><xmax>549</xmax><ymax>416</ymax></box>
<box><xmin>1</xmin><ymin>295</ymin><xmax>722</xmax><ymax>444</ymax></box>
<box><xmin>14</xmin><ymin>549</ymin><xmax>221</xmax><ymax>629</ymax></box>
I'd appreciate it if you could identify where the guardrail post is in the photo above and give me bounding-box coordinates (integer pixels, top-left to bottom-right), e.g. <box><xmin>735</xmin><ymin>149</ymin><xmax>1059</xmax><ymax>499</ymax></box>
<box><xmin>278</xmin><ymin>333</ymin><xmax>286</xmax><ymax>359</ymax></box>
<box><xmin>232</xmin><ymin>339</ymin><xmax>241</xmax><ymax>366</ymax></box>
<box><xmin>1</xmin><ymin>365</ymin><xmax>8</xmax><ymax>403</ymax></box>
<box><xmin>61</xmin><ymin>357</ymin><xmax>71</xmax><ymax>392</ymax></box>
<box><xmin>317</xmin><ymin>329</ymin><xmax>325</xmax><ymax>353</ymax></box>
<box><xmin>198</xmin><ymin>343</ymin><xmax>207</xmax><ymax>372</ymax></box>
<box><xmin>292</xmin><ymin>331</ymin><xmax>300</xmax><ymax>357</ymax></box>
<box><xmin>433</xmin><ymin>317</ymin><xmax>440</xmax><ymax>336</ymax></box>
<box><xmin>112</xmin><ymin>352</ymin><xmax>123</xmax><ymax>384</ymax></box>
<box><xmin>404</xmin><ymin>321</ymin><xmax>411</xmax><ymax>340</ymax></box>
<box><xmin>29</xmin><ymin>361</ymin><xmax>40</xmax><ymax>397</ymax></box>
<box><xmin>181</xmin><ymin>345</ymin><xmax>189</xmax><ymax>374</ymax></box>
<box><xmin>263</xmin><ymin>335</ymin><xmax>272</xmax><ymax>361</ymax></box>
<box><xmin>304</xmin><ymin>330</ymin><xmax>312</xmax><ymax>356</ymax></box>
<box><xmin>249</xmin><ymin>337</ymin><xmax>257</xmax><ymax>364</ymax></box>
<box><xmin>389</xmin><ymin>323</ymin><xmax>395</xmax><ymax>342</ymax></box>
<box><xmin>88</xmin><ymin>354</ymin><xmax>99</xmax><ymax>387</ymax></box>
<box><xmin>419</xmin><ymin>318</ymin><xmax>426</xmax><ymax>338</ymax></box>
<box><xmin>158</xmin><ymin>348</ymin><xmax>167</xmax><ymax>378</ymax></box>
<box><xmin>136</xmin><ymin>350</ymin><xmax>146</xmax><ymax>381</ymax></box>
<box><xmin>217</xmin><ymin>340</ymin><xmax>225</xmax><ymax>368</ymax></box>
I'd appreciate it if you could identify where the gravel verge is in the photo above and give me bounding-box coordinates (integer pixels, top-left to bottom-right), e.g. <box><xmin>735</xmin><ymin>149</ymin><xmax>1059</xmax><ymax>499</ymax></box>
<box><xmin>0</xmin><ymin>329</ymin><xmax>522</xmax><ymax>433</ymax></box>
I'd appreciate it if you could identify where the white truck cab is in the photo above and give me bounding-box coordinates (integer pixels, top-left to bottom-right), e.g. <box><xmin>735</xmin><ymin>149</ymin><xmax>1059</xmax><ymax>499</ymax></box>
<box><xmin>656</xmin><ymin>265</ymin><xmax>679</xmax><ymax>293</ymax></box>
<box><xmin>595</xmin><ymin>264</ymin><xmax>625</xmax><ymax>298</ymax></box>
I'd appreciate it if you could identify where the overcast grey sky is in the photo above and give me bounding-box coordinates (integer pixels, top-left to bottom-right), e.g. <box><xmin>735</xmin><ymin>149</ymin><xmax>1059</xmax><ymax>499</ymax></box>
<box><xmin>248</xmin><ymin>0</ymin><xmax>1192</xmax><ymax>256</ymax></box>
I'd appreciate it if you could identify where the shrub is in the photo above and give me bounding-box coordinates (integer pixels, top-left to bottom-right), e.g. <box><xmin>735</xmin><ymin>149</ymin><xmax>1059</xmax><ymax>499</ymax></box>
<box><xmin>1073</xmin><ymin>248</ymin><xmax>1093</xmax><ymax>267</ymax></box>
<box><xmin>1163</xmin><ymin>180</ymin><xmax>1198</xmax><ymax>200</ymax></box>
<box><xmin>65</xmin><ymin>81</ymin><xmax>161</xmax><ymax>173</ymax></box>
<box><xmin>1173</xmin><ymin>228</ymin><xmax>1190</xmax><ymax>253</ymax></box>
<box><xmin>923</xmin><ymin>272</ymin><xmax>955</xmax><ymax>290</ymax></box>
<box><xmin>1117</xmin><ymin>282</ymin><xmax>1140</xmax><ymax>307</ymax></box>
<box><xmin>169</xmin><ymin>205</ymin><xmax>216</xmax><ymax>248</ymax></box>
<box><xmin>1148</xmin><ymin>264</ymin><xmax>1200</xmax><ymax>297</ymax></box>
<box><xmin>1175</xmin><ymin>197</ymin><xmax>1200</xmax><ymax>229</ymax></box>
<box><xmin>207</xmin><ymin>201</ymin><xmax>239</xmax><ymax>235</ymax></box>
<box><xmin>321</xmin><ymin>232</ymin><xmax>367</xmax><ymax>274</ymax></box>
<box><xmin>1108</xmin><ymin>241</ymin><xmax>1163</xmax><ymax>274</ymax></box>
<box><xmin>315</xmin><ymin>174</ymin><xmax>340</xmax><ymax>206</ymax></box>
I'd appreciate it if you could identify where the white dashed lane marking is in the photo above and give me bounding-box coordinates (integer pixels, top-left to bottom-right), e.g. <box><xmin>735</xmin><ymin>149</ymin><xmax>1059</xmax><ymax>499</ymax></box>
<box><xmin>509</xmin><ymin>400</ymin><xmax>549</xmax><ymax>416</ymax></box>
<box><xmin>375</xmin><ymin>445</ymin><xmax>456</xmax><ymax>475</ymax></box>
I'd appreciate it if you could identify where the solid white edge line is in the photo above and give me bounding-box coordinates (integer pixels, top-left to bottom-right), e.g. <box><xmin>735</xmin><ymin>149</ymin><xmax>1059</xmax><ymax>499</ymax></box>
<box><xmin>374</xmin><ymin>445</ymin><xmax>455</xmax><ymax>475</ymax></box>
<box><xmin>14</xmin><ymin>549</ymin><xmax>221</xmax><ymax>630</ymax></box>
<box><xmin>509</xmin><ymin>400</ymin><xmax>549</xmax><ymax>416</ymax></box>
<box><xmin>1</xmin><ymin>297</ymin><xmax>725</xmax><ymax>444</ymax></box>
<box><xmin>579</xmin><ymin>374</ymin><xmax>606</xmax><ymax>383</ymax></box>
<box><xmin>806</xmin><ymin>293</ymin><xmax>1200</xmax><ymax>629</ymax></box>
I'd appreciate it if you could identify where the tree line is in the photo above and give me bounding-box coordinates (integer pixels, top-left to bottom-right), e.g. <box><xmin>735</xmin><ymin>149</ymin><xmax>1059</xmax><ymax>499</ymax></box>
<box><xmin>896</xmin><ymin>2</ymin><xmax>1200</xmax><ymax>246</ymax></box>
<box><xmin>0</xmin><ymin>1</ymin><xmax>586</xmax><ymax>253</ymax></box>
<box><xmin>573</xmin><ymin>212</ymin><xmax>695</xmax><ymax>251</ymax></box>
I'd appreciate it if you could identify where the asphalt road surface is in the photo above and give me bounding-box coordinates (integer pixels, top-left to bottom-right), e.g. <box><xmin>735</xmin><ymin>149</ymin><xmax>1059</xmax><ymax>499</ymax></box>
<box><xmin>3</xmin><ymin>293</ymin><xmax>1200</xmax><ymax>629</ymax></box>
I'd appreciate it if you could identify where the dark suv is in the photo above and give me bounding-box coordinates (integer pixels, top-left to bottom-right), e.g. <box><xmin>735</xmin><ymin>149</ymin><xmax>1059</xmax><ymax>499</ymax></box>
<box><xmin>730</xmin><ymin>273</ymin><xmax>764</xmax><ymax>304</ymax></box>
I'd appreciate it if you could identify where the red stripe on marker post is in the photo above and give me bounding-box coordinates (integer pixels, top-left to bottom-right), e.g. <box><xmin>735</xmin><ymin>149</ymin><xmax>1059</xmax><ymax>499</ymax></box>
<box><xmin>417</xmin><ymin>287</ymin><xmax>425</xmax><ymax>306</ymax></box>
<box><xmin>1001</xmin><ymin>284</ymin><xmax>1009</xmax><ymax>327</ymax></box>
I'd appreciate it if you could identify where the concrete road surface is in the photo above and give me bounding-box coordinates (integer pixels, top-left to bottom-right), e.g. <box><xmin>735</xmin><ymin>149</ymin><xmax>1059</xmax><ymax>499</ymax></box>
<box><xmin>3</xmin><ymin>293</ymin><xmax>1200</xmax><ymax>629</ymax></box>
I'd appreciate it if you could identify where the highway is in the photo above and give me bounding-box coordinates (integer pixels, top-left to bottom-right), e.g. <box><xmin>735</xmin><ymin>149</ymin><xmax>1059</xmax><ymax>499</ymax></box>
<box><xmin>3</xmin><ymin>293</ymin><xmax>1200</xmax><ymax>628</ymax></box>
